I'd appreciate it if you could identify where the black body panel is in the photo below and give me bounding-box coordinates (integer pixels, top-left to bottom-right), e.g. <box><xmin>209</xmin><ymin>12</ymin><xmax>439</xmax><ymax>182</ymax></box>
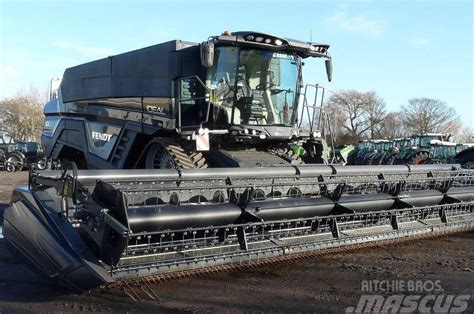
<box><xmin>61</xmin><ymin>40</ymin><xmax>200</xmax><ymax>102</ymax></box>
<box><xmin>3</xmin><ymin>188</ymin><xmax>112</xmax><ymax>291</ymax></box>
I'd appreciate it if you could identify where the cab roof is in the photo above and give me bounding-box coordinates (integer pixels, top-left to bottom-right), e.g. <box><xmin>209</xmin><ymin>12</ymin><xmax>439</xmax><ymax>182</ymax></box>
<box><xmin>213</xmin><ymin>31</ymin><xmax>330</xmax><ymax>59</ymax></box>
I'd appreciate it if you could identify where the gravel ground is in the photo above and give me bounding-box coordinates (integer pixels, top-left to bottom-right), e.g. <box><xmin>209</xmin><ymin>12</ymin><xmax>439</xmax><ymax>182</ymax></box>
<box><xmin>0</xmin><ymin>171</ymin><xmax>473</xmax><ymax>313</ymax></box>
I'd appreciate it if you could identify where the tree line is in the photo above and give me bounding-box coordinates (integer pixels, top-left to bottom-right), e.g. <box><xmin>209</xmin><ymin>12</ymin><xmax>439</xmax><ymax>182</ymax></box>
<box><xmin>0</xmin><ymin>88</ymin><xmax>45</xmax><ymax>142</ymax></box>
<box><xmin>326</xmin><ymin>89</ymin><xmax>472</xmax><ymax>145</ymax></box>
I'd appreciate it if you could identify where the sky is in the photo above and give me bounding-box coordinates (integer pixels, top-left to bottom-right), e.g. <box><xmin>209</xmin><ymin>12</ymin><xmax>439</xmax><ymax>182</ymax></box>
<box><xmin>0</xmin><ymin>0</ymin><xmax>472</xmax><ymax>126</ymax></box>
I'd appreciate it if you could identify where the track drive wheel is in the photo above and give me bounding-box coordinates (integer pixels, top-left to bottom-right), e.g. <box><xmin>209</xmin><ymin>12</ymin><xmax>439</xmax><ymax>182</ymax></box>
<box><xmin>146</xmin><ymin>139</ymin><xmax>207</xmax><ymax>169</ymax></box>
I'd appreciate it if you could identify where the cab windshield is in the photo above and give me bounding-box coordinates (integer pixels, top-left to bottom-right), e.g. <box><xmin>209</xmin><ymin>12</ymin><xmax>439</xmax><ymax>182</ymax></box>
<box><xmin>446</xmin><ymin>146</ymin><xmax>456</xmax><ymax>158</ymax></box>
<box><xmin>358</xmin><ymin>141</ymin><xmax>368</xmax><ymax>150</ymax></box>
<box><xmin>15</xmin><ymin>143</ymin><xmax>27</xmax><ymax>152</ymax></box>
<box><xmin>375</xmin><ymin>142</ymin><xmax>384</xmax><ymax>150</ymax></box>
<box><xmin>411</xmin><ymin>136</ymin><xmax>438</xmax><ymax>148</ymax></box>
<box><xmin>435</xmin><ymin>146</ymin><xmax>447</xmax><ymax>159</ymax></box>
<box><xmin>206</xmin><ymin>47</ymin><xmax>299</xmax><ymax>126</ymax></box>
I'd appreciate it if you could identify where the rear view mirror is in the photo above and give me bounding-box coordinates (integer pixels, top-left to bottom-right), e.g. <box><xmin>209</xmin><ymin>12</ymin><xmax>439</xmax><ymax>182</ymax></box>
<box><xmin>201</xmin><ymin>41</ymin><xmax>214</xmax><ymax>68</ymax></box>
<box><xmin>325</xmin><ymin>59</ymin><xmax>333</xmax><ymax>82</ymax></box>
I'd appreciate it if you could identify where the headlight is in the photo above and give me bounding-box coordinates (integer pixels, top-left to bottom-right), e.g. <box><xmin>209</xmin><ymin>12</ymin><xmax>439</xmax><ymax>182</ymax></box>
<box><xmin>243</xmin><ymin>128</ymin><xmax>249</xmax><ymax>134</ymax></box>
<box><xmin>255</xmin><ymin>37</ymin><xmax>264</xmax><ymax>42</ymax></box>
<box><xmin>251</xmin><ymin>129</ymin><xmax>257</xmax><ymax>136</ymax></box>
<box><xmin>264</xmin><ymin>38</ymin><xmax>272</xmax><ymax>44</ymax></box>
<box><xmin>246</xmin><ymin>35</ymin><xmax>254</xmax><ymax>41</ymax></box>
<box><xmin>275</xmin><ymin>39</ymin><xmax>283</xmax><ymax>46</ymax></box>
<box><xmin>312</xmin><ymin>131</ymin><xmax>322</xmax><ymax>138</ymax></box>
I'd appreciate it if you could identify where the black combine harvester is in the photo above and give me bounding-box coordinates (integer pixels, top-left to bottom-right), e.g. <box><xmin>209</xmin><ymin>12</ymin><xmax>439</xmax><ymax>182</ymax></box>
<box><xmin>4</xmin><ymin>31</ymin><xmax>474</xmax><ymax>292</ymax></box>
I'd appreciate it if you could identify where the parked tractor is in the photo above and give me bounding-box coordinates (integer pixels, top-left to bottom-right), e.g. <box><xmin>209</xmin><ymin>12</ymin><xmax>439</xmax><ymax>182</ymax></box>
<box><xmin>346</xmin><ymin>140</ymin><xmax>368</xmax><ymax>165</ymax></box>
<box><xmin>369</xmin><ymin>140</ymin><xmax>392</xmax><ymax>165</ymax></box>
<box><xmin>424</xmin><ymin>140</ymin><xmax>457</xmax><ymax>164</ymax></box>
<box><xmin>4</xmin><ymin>141</ymin><xmax>47</xmax><ymax>171</ymax></box>
<box><xmin>351</xmin><ymin>140</ymin><xmax>374</xmax><ymax>165</ymax></box>
<box><xmin>380</xmin><ymin>138</ymin><xmax>409</xmax><ymax>165</ymax></box>
<box><xmin>393</xmin><ymin>134</ymin><xmax>449</xmax><ymax>165</ymax></box>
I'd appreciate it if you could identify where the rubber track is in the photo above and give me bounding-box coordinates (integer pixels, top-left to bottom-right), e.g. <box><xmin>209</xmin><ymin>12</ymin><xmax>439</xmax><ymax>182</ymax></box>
<box><xmin>158</xmin><ymin>140</ymin><xmax>208</xmax><ymax>169</ymax></box>
<box><xmin>167</xmin><ymin>144</ymin><xmax>196</xmax><ymax>169</ymax></box>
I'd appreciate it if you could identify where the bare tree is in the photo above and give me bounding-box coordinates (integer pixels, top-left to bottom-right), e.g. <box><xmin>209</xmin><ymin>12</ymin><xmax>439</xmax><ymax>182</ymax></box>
<box><xmin>454</xmin><ymin>127</ymin><xmax>474</xmax><ymax>143</ymax></box>
<box><xmin>379</xmin><ymin>112</ymin><xmax>408</xmax><ymax>139</ymax></box>
<box><xmin>326</xmin><ymin>102</ymin><xmax>347</xmax><ymax>145</ymax></box>
<box><xmin>0</xmin><ymin>88</ymin><xmax>45</xmax><ymax>142</ymax></box>
<box><xmin>361</xmin><ymin>91</ymin><xmax>386</xmax><ymax>138</ymax></box>
<box><xmin>327</xmin><ymin>89</ymin><xmax>386</xmax><ymax>144</ymax></box>
<box><xmin>401</xmin><ymin>98</ymin><xmax>461</xmax><ymax>135</ymax></box>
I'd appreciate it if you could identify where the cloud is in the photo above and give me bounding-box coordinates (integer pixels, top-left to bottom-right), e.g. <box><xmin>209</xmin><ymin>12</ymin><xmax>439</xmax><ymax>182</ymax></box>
<box><xmin>0</xmin><ymin>63</ymin><xmax>20</xmax><ymax>79</ymax></box>
<box><xmin>410</xmin><ymin>36</ymin><xmax>431</xmax><ymax>47</ymax></box>
<box><xmin>51</xmin><ymin>41</ymin><xmax>115</xmax><ymax>57</ymax></box>
<box><xmin>328</xmin><ymin>10</ymin><xmax>385</xmax><ymax>36</ymax></box>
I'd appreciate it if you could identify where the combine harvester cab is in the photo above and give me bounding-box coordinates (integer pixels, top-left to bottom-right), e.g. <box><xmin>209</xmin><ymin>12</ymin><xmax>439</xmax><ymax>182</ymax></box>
<box><xmin>3</xmin><ymin>31</ymin><xmax>474</xmax><ymax>291</ymax></box>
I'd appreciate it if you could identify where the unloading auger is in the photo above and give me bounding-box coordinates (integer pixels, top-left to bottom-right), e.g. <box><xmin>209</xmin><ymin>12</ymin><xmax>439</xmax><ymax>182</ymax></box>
<box><xmin>4</xmin><ymin>163</ymin><xmax>474</xmax><ymax>291</ymax></box>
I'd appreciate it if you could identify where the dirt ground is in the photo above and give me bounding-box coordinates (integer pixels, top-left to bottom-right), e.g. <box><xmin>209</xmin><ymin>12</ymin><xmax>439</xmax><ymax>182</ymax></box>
<box><xmin>0</xmin><ymin>171</ymin><xmax>473</xmax><ymax>313</ymax></box>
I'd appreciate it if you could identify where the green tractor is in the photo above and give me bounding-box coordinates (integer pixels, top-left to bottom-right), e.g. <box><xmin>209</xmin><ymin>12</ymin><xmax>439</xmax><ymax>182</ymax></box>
<box><xmin>380</xmin><ymin>138</ymin><xmax>409</xmax><ymax>165</ymax></box>
<box><xmin>394</xmin><ymin>133</ymin><xmax>449</xmax><ymax>165</ymax></box>
<box><xmin>364</xmin><ymin>140</ymin><xmax>390</xmax><ymax>165</ymax></box>
<box><xmin>354</xmin><ymin>140</ymin><xmax>375</xmax><ymax>165</ymax></box>
<box><xmin>424</xmin><ymin>140</ymin><xmax>457</xmax><ymax>164</ymax></box>
<box><xmin>332</xmin><ymin>144</ymin><xmax>355</xmax><ymax>165</ymax></box>
<box><xmin>347</xmin><ymin>140</ymin><xmax>369</xmax><ymax>165</ymax></box>
<box><xmin>370</xmin><ymin>140</ymin><xmax>393</xmax><ymax>165</ymax></box>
